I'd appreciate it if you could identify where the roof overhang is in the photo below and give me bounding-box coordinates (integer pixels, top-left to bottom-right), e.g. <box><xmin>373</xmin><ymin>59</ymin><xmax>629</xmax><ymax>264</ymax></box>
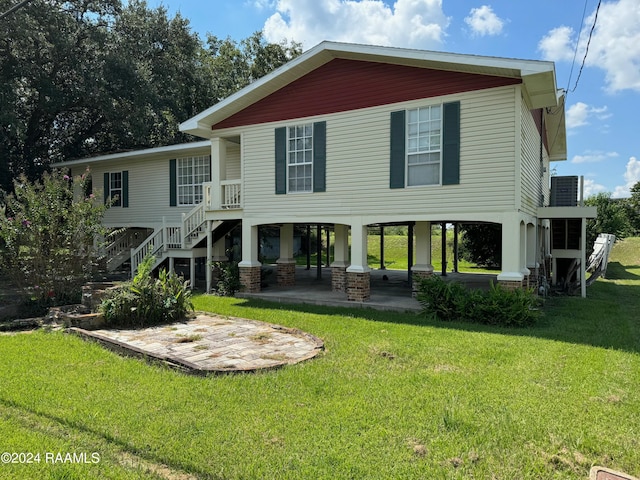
<box><xmin>53</xmin><ymin>141</ymin><xmax>211</xmax><ymax>167</ymax></box>
<box><xmin>545</xmin><ymin>91</ymin><xmax>567</xmax><ymax>161</ymax></box>
<box><xmin>180</xmin><ymin>41</ymin><xmax>561</xmax><ymax>138</ymax></box>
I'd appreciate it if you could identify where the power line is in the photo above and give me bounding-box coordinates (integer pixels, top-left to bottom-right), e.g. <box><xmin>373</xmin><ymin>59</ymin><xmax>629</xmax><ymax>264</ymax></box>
<box><xmin>566</xmin><ymin>0</ymin><xmax>590</xmax><ymax>94</ymax></box>
<box><xmin>570</xmin><ymin>0</ymin><xmax>602</xmax><ymax>93</ymax></box>
<box><xmin>0</xmin><ymin>0</ymin><xmax>34</xmax><ymax>21</ymax></box>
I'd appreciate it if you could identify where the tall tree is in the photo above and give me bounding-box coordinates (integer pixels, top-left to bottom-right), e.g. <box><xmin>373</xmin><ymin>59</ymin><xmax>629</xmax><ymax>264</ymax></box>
<box><xmin>1</xmin><ymin>0</ymin><xmax>301</xmax><ymax>191</ymax></box>
<box><xmin>585</xmin><ymin>192</ymin><xmax>633</xmax><ymax>247</ymax></box>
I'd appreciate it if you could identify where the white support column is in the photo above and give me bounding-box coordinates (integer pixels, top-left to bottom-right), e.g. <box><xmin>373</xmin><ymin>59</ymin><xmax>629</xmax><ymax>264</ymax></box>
<box><xmin>277</xmin><ymin>223</ymin><xmax>296</xmax><ymax>286</ymax></box>
<box><xmin>331</xmin><ymin>224</ymin><xmax>350</xmax><ymax>268</ymax></box>
<box><xmin>239</xmin><ymin>222</ymin><xmax>261</xmax><ymax>268</ymax></box>
<box><xmin>497</xmin><ymin>214</ymin><xmax>525</xmax><ymax>286</ymax></box>
<box><xmin>210</xmin><ymin>138</ymin><xmax>227</xmax><ymax>210</ymax></box>
<box><xmin>346</xmin><ymin>221</ymin><xmax>369</xmax><ymax>273</ymax></box>
<box><xmin>189</xmin><ymin>258</ymin><xmax>196</xmax><ymax>290</ymax></box>
<box><xmin>169</xmin><ymin>257</ymin><xmax>175</xmax><ymax>273</ymax></box>
<box><xmin>346</xmin><ymin>221</ymin><xmax>370</xmax><ymax>302</ymax></box>
<box><xmin>277</xmin><ymin>223</ymin><xmax>294</xmax><ymax>263</ymax></box>
<box><xmin>239</xmin><ymin>222</ymin><xmax>261</xmax><ymax>293</ymax></box>
<box><xmin>330</xmin><ymin>224</ymin><xmax>349</xmax><ymax>292</ymax></box>
<box><xmin>413</xmin><ymin>221</ymin><xmax>434</xmax><ymax>273</ymax></box>
<box><xmin>206</xmin><ymin>220</ymin><xmax>213</xmax><ymax>293</ymax></box>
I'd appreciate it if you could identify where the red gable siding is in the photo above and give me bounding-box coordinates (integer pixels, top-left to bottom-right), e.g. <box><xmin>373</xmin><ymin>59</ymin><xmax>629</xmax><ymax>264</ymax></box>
<box><xmin>212</xmin><ymin>58</ymin><xmax>521</xmax><ymax>130</ymax></box>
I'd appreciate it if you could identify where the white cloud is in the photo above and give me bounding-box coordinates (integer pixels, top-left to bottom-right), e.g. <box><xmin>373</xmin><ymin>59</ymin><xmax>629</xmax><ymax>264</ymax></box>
<box><xmin>613</xmin><ymin>156</ymin><xmax>640</xmax><ymax>198</ymax></box>
<box><xmin>538</xmin><ymin>0</ymin><xmax>640</xmax><ymax>93</ymax></box>
<box><xmin>251</xmin><ymin>0</ymin><xmax>276</xmax><ymax>9</ymax></box>
<box><xmin>464</xmin><ymin>5</ymin><xmax>505</xmax><ymax>37</ymax></box>
<box><xmin>571</xmin><ymin>150</ymin><xmax>619</xmax><ymax>164</ymax></box>
<box><xmin>263</xmin><ymin>0</ymin><xmax>450</xmax><ymax>50</ymax></box>
<box><xmin>583</xmin><ymin>178</ymin><xmax>607</xmax><ymax>197</ymax></box>
<box><xmin>566</xmin><ymin>102</ymin><xmax>610</xmax><ymax>129</ymax></box>
<box><xmin>538</xmin><ymin>26</ymin><xmax>575</xmax><ymax>62</ymax></box>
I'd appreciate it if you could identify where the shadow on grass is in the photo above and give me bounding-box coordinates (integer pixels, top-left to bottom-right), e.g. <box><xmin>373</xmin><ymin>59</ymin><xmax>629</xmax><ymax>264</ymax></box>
<box><xmin>606</xmin><ymin>262</ymin><xmax>640</xmax><ymax>281</ymax></box>
<box><xmin>229</xmin><ymin>275</ymin><xmax>640</xmax><ymax>355</ymax></box>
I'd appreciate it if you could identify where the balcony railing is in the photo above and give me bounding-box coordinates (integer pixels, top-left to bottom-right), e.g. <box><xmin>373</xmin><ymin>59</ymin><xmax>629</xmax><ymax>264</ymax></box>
<box><xmin>203</xmin><ymin>180</ymin><xmax>241</xmax><ymax>210</ymax></box>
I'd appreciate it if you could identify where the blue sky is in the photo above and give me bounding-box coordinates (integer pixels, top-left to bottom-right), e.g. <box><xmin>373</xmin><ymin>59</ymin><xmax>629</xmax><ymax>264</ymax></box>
<box><xmin>146</xmin><ymin>0</ymin><xmax>639</xmax><ymax>198</ymax></box>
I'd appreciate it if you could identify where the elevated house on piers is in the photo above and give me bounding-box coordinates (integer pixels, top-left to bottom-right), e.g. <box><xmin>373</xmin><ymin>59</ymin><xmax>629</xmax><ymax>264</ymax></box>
<box><xmin>56</xmin><ymin>41</ymin><xmax>596</xmax><ymax>300</ymax></box>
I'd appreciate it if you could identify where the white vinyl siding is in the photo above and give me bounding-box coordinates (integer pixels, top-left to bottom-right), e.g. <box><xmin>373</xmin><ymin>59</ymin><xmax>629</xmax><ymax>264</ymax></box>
<box><xmin>231</xmin><ymin>85</ymin><xmax>518</xmax><ymax>221</ymax></box>
<box><xmin>177</xmin><ymin>156</ymin><xmax>210</xmax><ymax>206</ymax></box>
<box><xmin>406</xmin><ymin>105</ymin><xmax>441</xmax><ymax>186</ymax></box>
<box><xmin>520</xmin><ymin>98</ymin><xmax>548</xmax><ymax>215</ymax></box>
<box><xmin>91</xmin><ymin>147</ymin><xmax>210</xmax><ymax>228</ymax></box>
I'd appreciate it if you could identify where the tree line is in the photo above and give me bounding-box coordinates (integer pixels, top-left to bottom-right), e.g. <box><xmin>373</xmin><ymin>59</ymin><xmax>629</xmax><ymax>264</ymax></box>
<box><xmin>0</xmin><ymin>0</ymin><xmax>301</xmax><ymax>192</ymax></box>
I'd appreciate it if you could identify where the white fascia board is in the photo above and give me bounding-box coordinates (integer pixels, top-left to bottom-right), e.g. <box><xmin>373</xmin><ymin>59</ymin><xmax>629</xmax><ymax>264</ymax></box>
<box><xmin>53</xmin><ymin>140</ymin><xmax>211</xmax><ymax>167</ymax></box>
<box><xmin>180</xmin><ymin>41</ymin><xmax>559</xmax><ymax>136</ymax></box>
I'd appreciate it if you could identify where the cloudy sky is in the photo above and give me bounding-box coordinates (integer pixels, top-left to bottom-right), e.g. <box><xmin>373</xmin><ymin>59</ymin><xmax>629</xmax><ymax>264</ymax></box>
<box><xmin>147</xmin><ymin>0</ymin><xmax>639</xmax><ymax>198</ymax></box>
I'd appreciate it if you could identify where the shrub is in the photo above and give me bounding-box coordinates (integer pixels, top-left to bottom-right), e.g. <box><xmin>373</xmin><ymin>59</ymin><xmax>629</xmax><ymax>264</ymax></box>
<box><xmin>211</xmin><ymin>261</ymin><xmax>241</xmax><ymax>296</ymax></box>
<box><xmin>0</xmin><ymin>169</ymin><xmax>107</xmax><ymax>308</ymax></box>
<box><xmin>416</xmin><ymin>275</ymin><xmax>541</xmax><ymax>327</ymax></box>
<box><xmin>100</xmin><ymin>255</ymin><xmax>193</xmax><ymax>327</ymax></box>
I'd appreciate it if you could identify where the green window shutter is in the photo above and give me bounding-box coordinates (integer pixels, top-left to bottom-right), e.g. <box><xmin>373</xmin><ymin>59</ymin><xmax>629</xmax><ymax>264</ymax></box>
<box><xmin>169</xmin><ymin>159</ymin><xmax>177</xmax><ymax>206</ymax></box>
<box><xmin>389</xmin><ymin>110</ymin><xmax>406</xmax><ymax>189</ymax></box>
<box><xmin>313</xmin><ymin>121</ymin><xmax>326</xmax><ymax>192</ymax></box>
<box><xmin>103</xmin><ymin>172</ymin><xmax>110</xmax><ymax>204</ymax></box>
<box><xmin>442</xmin><ymin>101</ymin><xmax>461</xmax><ymax>185</ymax></box>
<box><xmin>275</xmin><ymin>127</ymin><xmax>287</xmax><ymax>194</ymax></box>
<box><xmin>122</xmin><ymin>170</ymin><xmax>129</xmax><ymax>208</ymax></box>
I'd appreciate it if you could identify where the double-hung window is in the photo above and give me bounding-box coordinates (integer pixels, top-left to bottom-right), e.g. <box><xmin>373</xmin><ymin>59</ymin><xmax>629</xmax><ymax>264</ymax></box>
<box><xmin>287</xmin><ymin>124</ymin><xmax>313</xmax><ymax>193</ymax></box>
<box><xmin>177</xmin><ymin>155</ymin><xmax>210</xmax><ymax>206</ymax></box>
<box><xmin>406</xmin><ymin>105</ymin><xmax>441</xmax><ymax>186</ymax></box>
<box><xmin>110</xmin><ymin>172</ymin><xmax>122</xmax><ymax>207</ymax></box>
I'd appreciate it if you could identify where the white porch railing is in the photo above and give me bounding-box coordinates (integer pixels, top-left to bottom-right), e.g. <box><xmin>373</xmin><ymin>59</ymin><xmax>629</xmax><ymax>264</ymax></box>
<box><xmin>182</xmin><ymin>202</ymin><xmax>206</xmax><ymax>247</ymax></box>
<box><xmin>203</xmin><ymin>180</ymin><xmax>242</xmax><ymax>210</ymax></box>
<box><xmin>130</xmin><ymin>228</ymin><xmax>166</xmax><ymax>276</ymax></box>
<box><xmin>222</xmin><ymin>180</ymin><xmax>241</xmax><ymax>209</ymax></box>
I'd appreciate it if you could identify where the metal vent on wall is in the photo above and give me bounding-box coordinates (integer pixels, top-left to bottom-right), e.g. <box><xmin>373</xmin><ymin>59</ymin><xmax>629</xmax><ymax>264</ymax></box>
<box><xmin>550</xmin><ymin>176</ymin><xmax>578</xmax><ymax>207</ymax></box>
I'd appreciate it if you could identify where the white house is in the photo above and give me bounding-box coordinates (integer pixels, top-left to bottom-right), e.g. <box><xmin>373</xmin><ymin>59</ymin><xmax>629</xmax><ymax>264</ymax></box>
<box><xmin>56</xmin><ymin>41</ymin><xmax>596</xmax><ymax>299</ymax></box>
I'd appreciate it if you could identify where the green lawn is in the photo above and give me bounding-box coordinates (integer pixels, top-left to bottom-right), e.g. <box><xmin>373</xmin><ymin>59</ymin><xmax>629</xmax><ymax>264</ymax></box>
<box><xmin>285</xmin><ymin>230</ymin><xmax>498</xmax><ymax>274</ymax></box>
<box><xmin>0</xmin><ymin>239</ymin><xmax>639</xmax><ymax>479</ymax></box>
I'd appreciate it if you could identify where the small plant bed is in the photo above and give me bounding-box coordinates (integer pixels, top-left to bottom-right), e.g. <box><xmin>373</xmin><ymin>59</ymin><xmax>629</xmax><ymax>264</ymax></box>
<box><xmin>415</xmin><ymin>275</ymin><xmax>541</xmax><ymax>327</ymax></box>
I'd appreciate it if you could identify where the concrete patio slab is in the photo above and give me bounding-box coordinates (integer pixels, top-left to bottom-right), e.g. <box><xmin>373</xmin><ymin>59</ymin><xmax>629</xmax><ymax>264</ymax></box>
<box><xmin>69</xmin><ymin>313</ymin><xmax>324</xmax><ymax>375</ymax></box>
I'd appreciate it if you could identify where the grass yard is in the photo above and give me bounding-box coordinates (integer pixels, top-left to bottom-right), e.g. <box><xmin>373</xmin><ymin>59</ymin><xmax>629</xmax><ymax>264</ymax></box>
<box><xmin>288</xmin><ymin>230</ymin><xmax>498</xmax><ymax>274</ymax></box>
<box><xmin>0</xmin><ymin>239</ymin><xmax>639</xmax><ymax>479</ymax></box>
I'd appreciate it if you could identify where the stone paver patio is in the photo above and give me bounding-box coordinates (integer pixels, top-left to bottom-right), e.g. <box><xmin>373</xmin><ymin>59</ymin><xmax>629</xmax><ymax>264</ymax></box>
<box><xmin>69</xmin><ymin>313</ymin><xmax>324</xmax><ymax>374</ymax></box>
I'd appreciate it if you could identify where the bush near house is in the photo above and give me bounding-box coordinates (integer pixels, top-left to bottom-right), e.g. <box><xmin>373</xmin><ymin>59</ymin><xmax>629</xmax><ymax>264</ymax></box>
<box><xmin>99</xmin><ymin>255</ymin><xmax>193</xmax><ymax>327</ymax></box>
<box><xmin>415</xmin><ymin>275</ymin><xmax>541</xmax><ymax>327</ymax></box>
<box><xmin>0</xmin><ymin>169</ymin><xmax>106</xmax><ymax>314</ymax></box>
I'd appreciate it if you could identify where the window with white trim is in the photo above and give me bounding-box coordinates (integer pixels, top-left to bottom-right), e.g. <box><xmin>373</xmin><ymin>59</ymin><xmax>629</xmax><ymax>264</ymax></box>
<box><xmin>110</xmin><ymin>172</ymin><xmax>122</xmax><ymax>207</ymax></box>
<box><xmin>287</xmin><ymin>124</ymin><xmax>313</xmax><ymax>193</ymax></box>
<box><xmin>177</xmin><ymin>156</ymin><xmax>210</xmax><ymax>206</ymax></box>
<box><xmin>406</xmin><ymin>105</ymin><xmax>441</xmax><ymax>186</ymax></box>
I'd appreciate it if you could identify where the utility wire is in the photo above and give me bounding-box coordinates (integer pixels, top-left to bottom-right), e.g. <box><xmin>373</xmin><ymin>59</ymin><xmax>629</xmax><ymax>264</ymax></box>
<box><xmin>566</xmin><ymin>0</ymin><xmax>590</xmax><ymax>94</ymax></box>
<box><xmin>570</xmin><ymin>0</ymin><xmax>602</xmax><ymax>93</ymax></box>
<box><xmin>0</xmin><ymin>0</ymin><xmax>33</xmax><ymax>21</ymax></box>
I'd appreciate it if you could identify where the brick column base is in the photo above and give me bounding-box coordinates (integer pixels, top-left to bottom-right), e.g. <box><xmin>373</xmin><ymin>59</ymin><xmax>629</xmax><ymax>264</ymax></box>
<box><xmin>347</xmin><ymin>271</ymin><xmax>370</xmax><ymax>302</ymax></box>
<box><xmin>239</xmin><ymin>265</ymin><xmax>261</xmax><ymax>293</ymax></box>
<box><xmin>412</xmin><ymin>270</ymin><xmax>434</xmax><ymax>298</ymax></box>
<box><xmin>498</xmin><ymin>279</ymin><xmax>524</xmax><ymax>291</ymax></box>
<box><xmin>276</xmin><ymin>261</ymin><xmax>296</xmax><ymax>287</ymax></box>
<box><xmin>331</xmin><ymin>266</ymin><xmax>348</xmax><ymax>292</ymax></box>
